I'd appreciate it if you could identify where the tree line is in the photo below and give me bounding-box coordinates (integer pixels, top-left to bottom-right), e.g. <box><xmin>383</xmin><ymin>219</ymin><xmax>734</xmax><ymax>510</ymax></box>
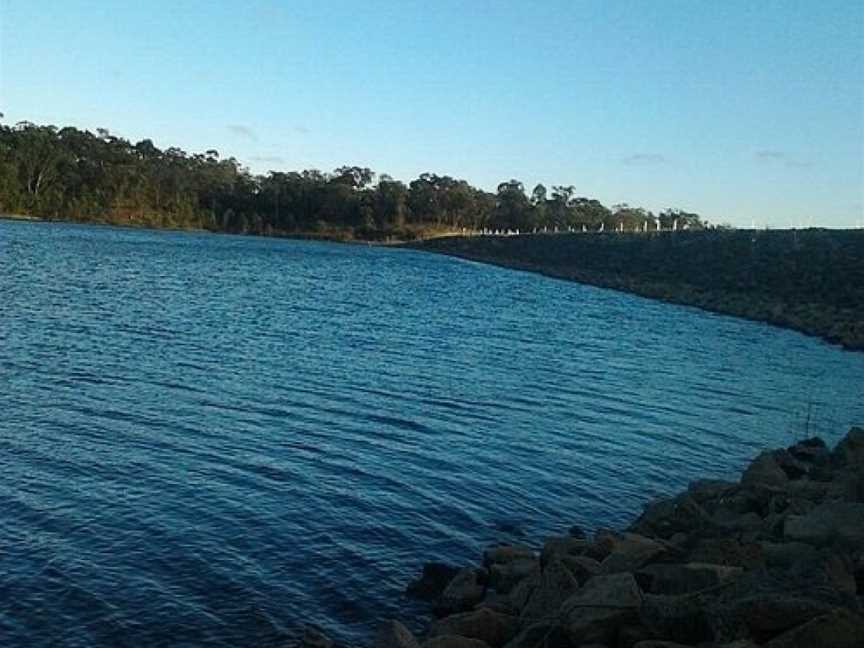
<box><xmin>0</xmin><ymin>120</ymin><xmax>707</xmax><ymax>239</ymax></box>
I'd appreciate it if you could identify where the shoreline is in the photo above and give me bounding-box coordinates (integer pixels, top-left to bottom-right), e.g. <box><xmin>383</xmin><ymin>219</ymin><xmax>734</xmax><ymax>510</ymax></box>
<box><xmin>366</xmin><ymin>427</ymin><xmax>864</xmax><ymax>648</ymax></box>
<box><xmin>406</xmin><ymin>233</ymin><xmax>864</xmax><ymax>352</ymax></box>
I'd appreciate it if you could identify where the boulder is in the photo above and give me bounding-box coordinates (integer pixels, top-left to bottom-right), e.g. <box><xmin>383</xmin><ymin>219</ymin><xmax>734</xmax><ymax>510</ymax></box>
<box><xmin>639</xmin><ymin>593</ymin><xmax>713</xmax><ymax>645</ymax></box>
<box><xmin>832</xmin><ymin>427</ymin><xmax>864</xmax><ymax>468</ymax></box>
<box><xmin>597</xmin><ymin>532</ymin><xmax>667</xmax><ymax>574</ymax></box>
<box><xmin>563</xmin><ymin>573</ymin><xmax>643</xmax><ymax>645</ymax></box>
<box><xmin>685</xmin><ymin>538</ymin><xmax>765</xmax><ymax>570</ymax></box>
<box><xmin>422</xmin><ymin>636</ymin><xmax>491</xmax><ymax>648</ymax></box>
<box><xmin>520</xmin><ymin>556</ymin><xmax>580</xmax><ymax>621</ymax></box>
<box><xmin>540</xmin><ymin>536</ymin><xmax>590</xmax><ymax>567</ymax></box>
<box><xmin>437</xmin><ymin>568</ymin><xmax>487</xmax><ymax>616</ymax></box>
<box><xmin>301</xmin><ymin>626</ymin><xmax>334</xmax><ymax>648</ymax></box>
<box><xmin>687</xmin><ymin>479</ymin><xmax>738</xmax><ymax>504</ymax></box>
<box><xmin>708</xmin><ymin>594</ymin><xmax>837</xmax><ymax>643</ymax></box>
<box><xmin>483</xmin><ymin>545</ymin><xmax>535</xmax><ymax>567</ymax></box>
<box><xmin>500</xmin><ymin>622</ymin><xmax>569</xmax><ymax>648</ymax></box>
<box><xmin>771</xmin><ymin>449</ymin><xmax>811</xmax><ymax>480</ymax></box>
<box><xmin>560</xmin><ymin>555</ymin><xmax>600</xmax><ymax>585</ymax></box>
<box><xmin>741</xmin><ymin>451</ymin><xmax>789</xmax><ymax>489</ymax></box>
<box><xmin>635</xmin><ymin>562</ymin><xmax>742</xmax><ymax>595</ymax></box>
<box><xmin>629</xmin><ymin>493</ymin><xmax>715</xmax><ymax>539</ymax></box>
<box><xmin>407</xmin><ymin>563</ymin><xmax>461</xmax><ymax>601</ymax></box>
<box><xmin>632</xmin><ymin>642</ymin><xmax>694</xmax><ymax>648</ymax></box>
<box><xmin>568</xmin><ymin>524</ymin><xmax>587</xmax><ymax>539</ymax></box>
<box><xmin>429</xmin><ymin>608</ymin><xmax>518</xmax><ymax>648</ymax></box>
<box><xmin>758</xmin><ymin>541</ymin><xmax>819</xmax><ymax>568</ymax></box>
<box><xmin>506</xmin><ymin>566</ymin><xmax>541</xmax><ymax>613</ymax></box>
<box><xmin>376</xmin><ymin>620</ymin><xmax>422</xmax><ymax>648</ymax></box>
<box><xmin>787</xmin><ymin>437</ymin><xmax>829</xmax><ymax>464</ymax></box>
<box><xmin>763</xmin><ymin>609</ymin><xmax>864</xmax><ymax>647</ymax></box>
<box><xmin>489</xmin><ymin>558</ymin><xmax>539</xmax><ymax>594</ymax></box>
<box><xmin>783</xmin><ymin>501</ymin><xmax>864</xmax><ymax>548</ymax></box>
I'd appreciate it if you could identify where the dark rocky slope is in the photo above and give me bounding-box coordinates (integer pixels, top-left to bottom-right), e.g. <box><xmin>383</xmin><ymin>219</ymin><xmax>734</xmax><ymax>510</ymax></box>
<box><xmin>368</xmin><ymin>427</ymin><xmax>864</xmax><ymax>648</ymax></box>
<box><xmin>408</xmin><ymin>230</ymin><xmax>864</xmax><ymax>351</ymax></box>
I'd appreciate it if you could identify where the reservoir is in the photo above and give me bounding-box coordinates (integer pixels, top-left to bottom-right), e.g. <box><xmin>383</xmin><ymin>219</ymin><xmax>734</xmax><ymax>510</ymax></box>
<box><xmin>1</xmin><ymin>220</ymin><xmax>862</xmax><ymax>646</ymax></box>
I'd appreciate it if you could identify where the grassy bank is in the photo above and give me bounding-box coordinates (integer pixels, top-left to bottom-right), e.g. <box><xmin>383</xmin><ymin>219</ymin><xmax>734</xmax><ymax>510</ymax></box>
<box><xmin>408</xmin><ymin>229</ymin><xmax>864</xmax><ymax>351</ymax></box>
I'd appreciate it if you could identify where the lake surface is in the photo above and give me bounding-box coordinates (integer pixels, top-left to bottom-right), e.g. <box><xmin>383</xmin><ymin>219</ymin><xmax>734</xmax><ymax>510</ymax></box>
<box><xmin>1</xmin><ymin>220</ymin><xmax>863</xmax><ymax>647</ymax></box>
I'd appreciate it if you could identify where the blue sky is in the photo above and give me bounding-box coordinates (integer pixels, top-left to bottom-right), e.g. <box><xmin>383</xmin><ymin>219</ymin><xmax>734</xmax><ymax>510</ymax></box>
<box><xmin>1</xmin><ymin>0</ymin><xmax>861</xmax><ymax>227</ymax></box>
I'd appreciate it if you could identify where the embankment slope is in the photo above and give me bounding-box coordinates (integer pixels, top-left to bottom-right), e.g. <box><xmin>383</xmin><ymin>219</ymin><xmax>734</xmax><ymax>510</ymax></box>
<box><xmin>409</xmin><ymin>229</ymin><xmax>864</xmax><ymax>350</ymax></box>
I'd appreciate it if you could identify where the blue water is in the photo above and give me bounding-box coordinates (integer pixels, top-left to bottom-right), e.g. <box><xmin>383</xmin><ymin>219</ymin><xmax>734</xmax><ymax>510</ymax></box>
<box><xmin>1</xmin><ymin>220</ymin><xmax>862</xmax><ymax>647</ymax></box>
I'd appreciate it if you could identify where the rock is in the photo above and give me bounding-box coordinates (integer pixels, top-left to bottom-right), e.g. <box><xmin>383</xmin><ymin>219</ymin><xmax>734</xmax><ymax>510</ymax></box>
<box><xmin>489</xmin><ymin>558</ymin><xmax>539</xmax><ymax>594</ymax></box>
<box><xmin>639</xmin><ymin>593</ymin><xmax>713</xmax><ymax>645</ymax></box>
<box><xmin>709</xmin><ymin>594</ymin><xmax>838</xmax><ymax>642</ymax></box>
<box><xmin>783</xmin><ymin>501</ymin><xmax>864</xmax><ymax>548</ymax></box>
<box><xmin>507</xmin><ymin>566</ymin><xmax>541</xmax><ymax>613</ymax></box>
<box><xmin>407</xmin><ymin>563</ymin><xmax>462</xmax><ymax>601</ymax></box>
<box><xmin>563</xmin><ymin>573</ymin><xmax>643</xmax><ymax>646</ymax></box>
<box><xmin>483</xmin><ymin>545</ymin><xmax>535</xmax><ymax>567</ymax></box>
<box><xmin>429</xmin><ymin>608</ymin><xmax>519</xmax><ymax>648</ymax></box>
<box><xmin>520</xmin><ymin>556</ymin><xmax>580</xmax><ymax>621</ymax></box>
<box><xmin>437</xmin><ymin>568</ymin><xmax>487</xmax><ymax>616</ymax></box>
<box><xmin>636</xmin><ymin>562</ymin><xmax>742</xmax><ymax>595</ymax></box>
<box><xmin>568</xmin><ymin>524</ymin><xmax>587</xmax><ymax>539</ymax></box>
<box><xmin>713</xmin><ymin>510</ymin><xmax>763</xmax><ymax>532</ymax></box>
<box><xmin>560</xmin><ymin>555</ymin><xmax>600</xmax><ymax>585</ymax></box>
<box><xmin>685</xmin><ymin>538</ymin><xmax>765</xmax><ymax>570</ymax></box>
<box><xmin>376</xmin><ymin>620</ymin><xmax>422</xmax><ymax>648</ymax></box>
<box><xmin>772</xmin><ymin>449</ymin><xmax>811</xmax><ymax>480</ymax></box>
<box><xmin>687</xmin><ymin>479</ymin><xmax>738</xmax><ymax>504</ymax></box>
<box><xmin>422</xmin><ymin>636</ymin><xmax>491</xmax><ymax>648</ymax></box>
<box><xmin>758</xmin><ymin>541</ymin><xmax>819</xmax><ymax>568</ymax></box>
<box><xmin>500</xmin><ymin>622</ymin><xmax>569</xmax><ymax>648</ymax></box>
<box><xmin>632</xmin><ymin>642</ymin><xmax>694</xmax><ymax>648</ymax></box>
<box><xmin>833</xmin><ymin>426</ymin><xmax>864</xmax><ymax>468</ymax></box>
<box><xmin>596</xmin><ymin>532</ymin><xmax>667</xmax><ymax>574</ymax></box>
<box><xmin>741</xmin><ymin>451</ymin><xmax>789</xmax><ymax>489</ymax></box>
<box><xmin>629</xmin><ymin>494</ymin><xmax>715</xmax><ymax>539</ymax></box>
<box><xmin>763</xmin><ymin>608</ymin><xmax>864</xmax><ymax>647</ymax></box>
<box><xmin>787</xmin><ymin>437</ymin><xmax>828</xmax><ymax>464</ymax></box>
<box><xmin>540</xmin><ymin>536</ymin><xmax>590</xmax><ymax>567</ymax></box>
<box><xmin>826</xmin><ymin>468</ymin><xmax>864</xmax><ymax>503</ymax></box>
<box><xmin>301</xmin><ymin>626</ymin><xmax>334</xmax><ymax>648</ymax></box>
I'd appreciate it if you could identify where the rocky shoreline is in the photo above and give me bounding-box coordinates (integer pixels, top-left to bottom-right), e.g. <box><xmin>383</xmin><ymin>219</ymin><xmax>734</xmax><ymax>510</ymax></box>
<box><xmin>346</xmin><ymin>428</ymin><xmax>864</xmax><ymax>648</ymax></box>
<box><xmin>407</xmin><ymin>232</ymin><xmax>864</xmax><ymax>352</ymax></box>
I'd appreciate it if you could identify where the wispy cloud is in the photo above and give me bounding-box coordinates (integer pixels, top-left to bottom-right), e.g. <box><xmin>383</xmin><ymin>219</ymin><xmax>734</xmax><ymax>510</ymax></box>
<box><xmin>227</xmin><ymin>124</ymin><xmax>258</xmax><ymax>141</ymax></box>
<box><xmin>755</xmin><ymin>150</ymin><xmax>811</xmax><ymax>168</ymax></box>
<box><xmin>294</xmin><ymin>126</ymin><xmax>310</xmax><ymax>135</ymax></box>
<box><xmin>622</xmin><ymin>153</ymin><xmax>667</xmax><ymax>166</ymax></box>
<box><xmin>249</xmin><ymin>155</ymin><xmax>285</xmax><ymax>164</ymax></box>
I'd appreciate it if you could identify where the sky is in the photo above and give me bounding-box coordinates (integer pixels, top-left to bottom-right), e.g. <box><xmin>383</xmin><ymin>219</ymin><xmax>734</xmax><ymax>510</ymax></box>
<box><xmin>0</xmin><ymin>0</ymin><xmax>862</xmax><ymax>228</ymax></box>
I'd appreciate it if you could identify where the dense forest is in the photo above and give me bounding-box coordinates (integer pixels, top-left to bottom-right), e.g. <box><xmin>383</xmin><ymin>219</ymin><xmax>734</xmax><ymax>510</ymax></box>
<box><xmin>0</xmin><ymin>120</ymin><xmax>707</xmax><ymax>239</ymax></box>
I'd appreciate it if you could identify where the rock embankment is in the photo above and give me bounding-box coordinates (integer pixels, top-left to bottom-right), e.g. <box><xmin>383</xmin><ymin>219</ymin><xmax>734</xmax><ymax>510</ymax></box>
<box><xmin>380</xmin><ymin>427</ymin><xmax>864</xmax><ymax>648</ymax></box>
<box><xmin>408</xmin><ymin>231</ymin><xmax>864</xmax><ymax>351</ymax></box>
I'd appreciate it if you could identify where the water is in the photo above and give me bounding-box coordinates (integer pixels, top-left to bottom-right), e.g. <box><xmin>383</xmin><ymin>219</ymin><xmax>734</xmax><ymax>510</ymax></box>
<box><xmin>1</xmin><ymin>220</ymin><xmax>862</xmax><ymax>647</ymax></box>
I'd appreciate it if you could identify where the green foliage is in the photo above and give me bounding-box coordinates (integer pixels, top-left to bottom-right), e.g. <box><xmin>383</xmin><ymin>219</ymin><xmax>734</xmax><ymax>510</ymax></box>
<box><xmin>0</xmin><ymin>119</ymin><xmax>708</xmax><ymax>237</ymax></box>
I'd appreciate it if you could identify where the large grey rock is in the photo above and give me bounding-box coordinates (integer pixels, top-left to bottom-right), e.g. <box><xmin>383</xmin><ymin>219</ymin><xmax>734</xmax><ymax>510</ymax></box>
<box><xmin>539</xmin><ymin>536</ymin><xmax>589</xmax><ymax>567</ymax></box>
<box><xmin>489</xmin><ymin>559</ymin><xmax>538</xmax><ymax>594</ymax></box>
<box><xmin>483</xmin><ymin>545</ymin><xmax>535</xmax><ymax>567</ymax></box>
<box><xmin>520</xmin><ymin>556</ymin><xmax>580</xmax><ymax>621</ymax></box>
<box><xmin>376</xmin><ymin>620</ymin><xmax>421</xmax><ymax>648</ymax></box>
<box><xmin>563</xmin><ymin>573</ymin><xmax>643</xmax><ymax>645</ymax></box>
<box><xmin>506</xmin><ymin>565</ymin><xmax>540</xmax><ymax>614</ymax></box>
<box><xmin>437</xmin><ymin>568</ymin><xmax>487</xmax><ymax>616</ymax></box>
<box><xmin>422</xmin><ymin>636</ymin><xmax>490</xmax><ymax>648</ymax></box>
<box><xmin>639</xmin><ymin>592</ymin><xmax>713</xmax><ymax>645</ymax></box>
<box><xmin>783</xmin><ymin>501</ymin><xmax>864</xmax><ymax>548</ymax></box>
<box><xmin>560</xmin><ymin>555</ymin><xmax>600</xmax><ymax>585</ymax></box>
<box><xmin>833</xmin><ymin>426</ymin><xmax>864</xmax><ymax>468</ymax></box>
<box><xmin>764</xmin><ymin>608</ymin><xmax>864</xmax><ymax>647</ymax></box>
<box><xmin>636</xmin><ymin>562</ymin><xmax>742</xmax><ymax>595</ymax></box>
<box><xmin>597</xmin><ymin>532</ymin><xmax>667</xmax><ymax>574</ymax></box>
<box><xmin>301</xmin><ymin>626</ymin><xmax>334</xmax><ymax>648</ymax></box>
<box><xmin>429</xmin><ymin>608</ymin><xmax>518</xmax><ymax>648</ymax></box>
<box><xmin>500</xmin><ymin>622</ymin><xmax>569</xmax><ymax>648</ymax></box>
<box><xmin>407</xmin><ymin>563</ymin><xmax>461</xmax><ymax>601</ymax></box>
<box><xmin>629</xmin><ymin>493</ymin><xmax>715</xmax><ymax>539</ymax></box>
<box><xmin>741</xmin><ymin>451</ymin><xmax>789</xmax><ymax>489</ymax></box>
